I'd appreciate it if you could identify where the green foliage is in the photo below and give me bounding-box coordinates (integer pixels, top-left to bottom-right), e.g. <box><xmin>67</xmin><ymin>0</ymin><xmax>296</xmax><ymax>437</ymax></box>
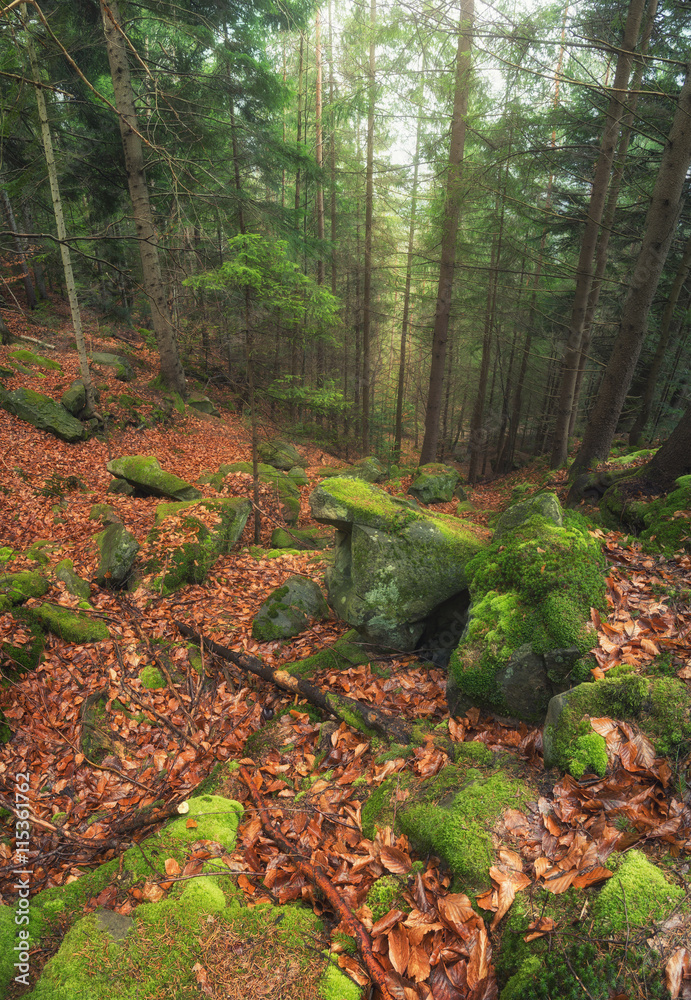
<box><xmin>366</xmin><ymin>875</ymin><xmax>406</xmax><ymax>922</ymax></box>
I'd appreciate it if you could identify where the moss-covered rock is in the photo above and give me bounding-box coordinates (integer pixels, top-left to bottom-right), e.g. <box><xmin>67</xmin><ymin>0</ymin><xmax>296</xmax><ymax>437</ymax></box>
<box><xmin>8</xmin><ymin>348</ymin><xmax>62</xmax><ymax>370</ymax></box>
<box><xmin>30</xmin><ymin>603</ymin><xmax>110</xmax><ymax>643</ymax></box>
<box><xmin>0</xmin><ymin>387</ymin><xmax>85</xmax><ymax>442</ymax></box>
<box><xmin>270</xmin><ymin>526</ymin><xmax>333</xmax><ymax>550</ymax></box>
<box><xmin>187</xmin><ymin>391</ymin><xmax>220</xmax><ymax>417</ymax></box>
<box><xmin>252</xmin><ymin>576</ymin><xmax>329</xmax><ymax>642</ymax></box>
<box><xmin>310</xmin><ymin>477</ymin><xmax>486</xmax><ymax>650</ymax></box>
<box><xmin>90</xmin><ymin>351</ymin><xmax>134</xmax><ymax>381</ymax></box>
<box><xmin>60</xmin><ymin>379</ymin><xmax>87</xmax><ymax>416</ymax></box>
<box><xmin>361</xmin><ymin>757</ymin><xmax>532</xmax><ymax>891</ymax></box>
<box><xmin>543</xmin><ymin>673</ymin><xmax>691</xmax><ymax>774</ymax></box>
<box><xmin>408</xmin><ymin>463</ymin><xmax>461</xmax><ymax>504</ymax></box>
<box><xmin>0</xmin><ymin>571</ymin><xmax>50</xmax><ymax>609</ymax></box>
<box><xmin>95</xmin><ymin>522</ymin><xmax>140</xmax><ymax>588</ymax></box>
<box><xmin>591</xmin><ymin>850</ymin><xmax>683</xmax><ymax>934</ymax></box>
<box><xmin>492</xmin><ymin>492</ymin><xmax>562</xmax><ymax>542</ymax></box>
<box><xmin>286</xmin><ymin>629</ymin><xmax>371</xmax><ymax>678</ymax></box>
<box><xmin>106</xmin><ymin>455</ymin><xmax>202</xmax><ymax>501</ymax></box>
<box><xmin>258</xmin><ymin>439</ymin><xmax>306</xmax><ymax>470</ymax></box>
<box><xmin>448</xmin><ymin>503</ymin><xmax>605</xmax><ymax>720</ymax></box>
<box><xmin>639</xmin><ymin>475</ymin><xmax>691</xmax><ymax>554</ymax></box>
<box><xmin>287</xmin><ymin>465</ymin><xmax>309</xmax><ymax>487</ymax></box>
<box><xmin>106</xmin><ymin>477</ymin><xmax>134</xmax><ymax>496</ymax></box>
<box><xmin>54</xmin><ymin>559</ymin><xmax>91</xmax><ymax>601</ymax></box>
<box><xmin>147</xmin><ymin>497</ymin><xmax>251</xmax><ymax>594</ymax></box>
<box><xmin>340</xmin><ymin>455</ymin><xmax>387</xmax><ymax>483</ymax></box>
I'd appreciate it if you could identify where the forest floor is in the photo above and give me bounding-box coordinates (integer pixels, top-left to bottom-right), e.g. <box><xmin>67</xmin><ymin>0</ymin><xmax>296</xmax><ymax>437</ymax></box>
<box><xmin>0</xmin><ymin>302</ymin><xmax>690</xmax><ymax>999</ymax></box>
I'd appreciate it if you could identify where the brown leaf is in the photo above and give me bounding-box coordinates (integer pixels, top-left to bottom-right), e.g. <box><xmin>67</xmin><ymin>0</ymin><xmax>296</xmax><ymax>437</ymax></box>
<box><xmin>498</xmin><ymin>848</ymin><xmax>523</xmax><ymax>872</ymax></box>
<box><xmin>490</xmin><ymin>879</ymin><xmax>516</xmax><ymax>930</ymax></box>
<box><xmin>164</xmin><ymin>857</ymin><xmax>181</xmax><ymax>876</ymax></box>
<box><xmin>372</xmin><ymin>909</ymin><xmax>407</xmax><ymax>937</ymax></box>
<box><xmin>666</xmin><ymin>947</ymin><xmax>691</xmax><ymax>1000</ymax></box>
<box><xmin>407</xmin><ymin>943</ymin><xmax>431</xmax><ymax>983</ymax></box>
<box><xmin>572</xmin><ymin>867</ymin><xmax>613</xmax><ymax>888</ymax></box>
<box><xmin>437</xmin><ymin>894</ymin><xmax>476</xmax><ymax>936</ymax></box>
<box><xmin>388</xmin><ymin>923</ymin><xmax>411</xmax><ymax>976</ymax></box>
<box><xmin>380</xmin><ymin>844</ymin><xmax>412</xmax><ymax>874</ymax></box>
<box><xmin>523</xmin><ymin>916</ymin><xmax>555</xmax><ymax>942</ymax></box>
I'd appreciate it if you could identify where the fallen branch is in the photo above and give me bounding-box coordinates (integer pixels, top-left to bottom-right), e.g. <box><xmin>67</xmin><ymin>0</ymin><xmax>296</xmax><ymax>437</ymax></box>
<box><xmin>239</xmin><ymin>766</ymin><xmax>395</xmax><ymax>1000</ymax></box>
<box><xmin>175</xmin><ymin>622</ymin><xmax>413</xmax><ymax>745</ymax></box>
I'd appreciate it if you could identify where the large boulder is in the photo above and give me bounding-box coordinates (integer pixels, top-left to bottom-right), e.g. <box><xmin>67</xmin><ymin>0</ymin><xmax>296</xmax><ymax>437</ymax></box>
<box><xmin>492</xmin><ymin>491</ymin><xmax>562</xmax><ymax>541</ymax></box>
<box><xmin>447</xmin><ymin>497</ymin><xmax>606</xmax><ymax>721</ymax></box>
<box><xmin>95</xmin><ymin>523</ymin><xmax>140</xmax><ymax>588</ymax></box>
<box><xmin>187</xmin><ymin>392</ymin><xmax>219</xmax><ymax>417</ymax></box>
<box><xmin>60</xmin><ymin>379</ymin><xmax>86</xmax><ymax>416</ymax></box>
<box><xmin>144</xmin><ymin>497</ymin><xmax>251</xmax><ymax>593</ymax></box>
<box><xmin>107</xmin><ymin>456</ymin><xmax>202</xmax><ymax>501</ymax></box>
<box><xmin>408</xmin><ymin>463</ymin><xmax>462</xmax><ymax>504</ymax></box>
<box><xmin>340</xmin><ymin>456</ymin><xmax>387</xmax><ymax>483</ymax></box>
<box><xmin>309</xmin><ymin>477</ymin><xmax>486</xmax><ymax>650</ymax></box>
<box><xmin>0</xmin><ymin>387</ymin><xmax>85</xmax><ymax>442</ymax></box>
<box><xmin>252</xmin><ymin>575</ymin><xmax>329</xmax><ymax>641</ymax></box>
<box><xmin>258</xmin><ymin>439</ymin><xmax>306</xmax><ymax>470</ymax></box>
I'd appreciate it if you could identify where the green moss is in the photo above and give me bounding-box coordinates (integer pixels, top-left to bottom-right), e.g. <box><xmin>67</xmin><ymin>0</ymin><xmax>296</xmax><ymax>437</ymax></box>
<box><xmin>639</xmin><ymin>475</ymin><xmax>691</xmax><ymax>555</ymax></box>
<box><xmin>366</xmin><ymin>875</ymin><xmax>406</xmax><ymax>921</ymax></box>
<box><xmin>139</xmin><ymin>665</ymin><xmax>166</xmax><ymax>689</ymax></box>
<box><xmin>453</xmin><ymin>741</ymin><xmax>494</xmax><ymax>766</ymax></box>
<box><xmin>362</xmin><ymin>763</ymin><xmax>531</xmax><ymax>891</ymax></box>
<box><xmin>0</xmin><ymin>571</ymin><xmax>50</xmax><ymax>605</ymax></box>
<box><xmin>0</xmin><ymin>903</ymin><xmax>17</xmax><ymax>994</ymax></box>
<box><xmin>592</xmin><ymin>850</ymin><xmax>683</xmax><ymax>934</ymax></box>
<box><xmin>28</xmin><ymin>604</ymin><xmax>110</xmax><ymax>643</ymax></box>
<box><xmin>8</xmin><ymin>349</ymin><xmax>62</xmax><ymax>370</ymax></box>
<box><xmin>568</xmin><ymin>731</ymin><xmax>608</xmax><ymax>779</ymax></box>
<box><xmin>1</xmin><ymin>611</ymin><xmax>45</xmax><ymax>674</ymax></box>
<box><xmin>449</xmin><ymin>508</ymin><xmax>605</xmax><ymax>715</ymax></box>
<box><xmin>545</xmin><ymin>674</ymin><xmax>691</xmax><ymax>773</ymax></box>
<box><xmin>0</xmin><ymin>547</ymin><xmax>14</xmax><ymax>565</ymax></box>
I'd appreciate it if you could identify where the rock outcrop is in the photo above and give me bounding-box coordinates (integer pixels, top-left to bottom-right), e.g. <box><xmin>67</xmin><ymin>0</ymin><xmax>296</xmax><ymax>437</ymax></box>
<box><xmin>252</xmin><ymin>575</ymin><xmax>329</xmax><ymax>641</ymax></box>
<box><xmin>0</xmin><ymin>387</ymin><xmax>85</xmax><ymax>442</ymax></box>
<box><xmin>107</xmin><ymin>456</ymin><xmax>202</xmax><ymax>501</ymax></box>
<box><xmin>408</xmin><ymin>463</ymin><xmax>462</xmax><ymax>504</ymax></box>
<box><xmin>447</xmin><ymin>494</ymin><xmax>606</xmax><ymax>721</ymax></box>
<box><xmin>310</xmin><ymin>477</ymin><xmax>486</xmax><ymax>650</ymax></box>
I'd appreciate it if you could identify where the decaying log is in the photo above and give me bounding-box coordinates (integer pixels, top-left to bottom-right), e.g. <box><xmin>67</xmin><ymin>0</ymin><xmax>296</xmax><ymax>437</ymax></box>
<box><xmin>175</xmin><ymin>621</ymin><xmax>413</xmax><ymax>745</ymax></box>
<box><xmin>239</xmin><ymin>766</ymin><xmax>395</xmax><ymax>1000</ymax></box>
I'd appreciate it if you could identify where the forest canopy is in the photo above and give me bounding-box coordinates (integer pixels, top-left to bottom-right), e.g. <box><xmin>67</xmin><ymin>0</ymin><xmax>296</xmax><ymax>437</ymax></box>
<box><xmin>1</xmin><ymin>0</ymin><xmax>690</xmax><ymax>478</ymax></box>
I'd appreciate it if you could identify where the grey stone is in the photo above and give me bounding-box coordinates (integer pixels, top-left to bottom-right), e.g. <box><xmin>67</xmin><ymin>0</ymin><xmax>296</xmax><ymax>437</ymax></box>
<box><xmin>408</xmin><ymin>463</ymin><xmax>461</xmax><ymax>504</ymax></box>
<box><xmin>107</xmin><ymin>456</ymin><xmax>202</xmax><ymax>501</ymax></box>
<box><xmin>252</xmin><ymin>575</ymin><xmax>329</xmax><ymax>641</ymax></box>
<box><xmin>60</xmin><ymin>379</ymin><xmax>86</xmax><ymax>416</ymax></box>
<box><xmin>310</xmin><ymin>477</ymin><xmax>485</xmax><ymax>650</ymax></box>
<box><xmin>187</xmin><ymin>392</ymin><xmax>220</xmax><ymax>417</ymax></box>
<box><xmin>95</xmin><ymin>523</ymin><xmax>140</xmax><ymax>588</ymax></box>
<box><xmin>340</xmin><ymin>456</ymin><xmax>387</xmax><ymax>483</ymax></box>
<box><xmin>0</xmin><ymin>387</ymin><xmax>85</xmax><ymax>443</ymax></box>
<box><xmin>54</xmin><ymin>559</ymin><xmax>91</xmax><ymax>601</ymax></box>
<box><xmin>258</xmin><ymin>439</ymin><xmax>306</xmax><ymax>470</ymax></box>
<box><xmin>95</xmin><ymin>907</ymin><xmax>134</xmax><ymax>942</ymax></box>
<box><xmin>90</xmin><ymin>352</ymin><xmax>135</xmax><ymax>381</ymax></box>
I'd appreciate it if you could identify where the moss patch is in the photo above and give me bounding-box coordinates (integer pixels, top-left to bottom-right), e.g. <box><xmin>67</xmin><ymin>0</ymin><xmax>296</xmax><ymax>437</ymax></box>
<box><xmin>8</xmin><ymin>349</ymin><xmax>62</xmax><ymax>370</ymax></box>
<box><xmin>592</xmin><ymin>850</ymin><xmax>684</xmax><ymax>934</ymax></box>
<box><xmin>28</xmin><ymin>603</ymin><xmax>110</xmax><ymax>643</ymax></box>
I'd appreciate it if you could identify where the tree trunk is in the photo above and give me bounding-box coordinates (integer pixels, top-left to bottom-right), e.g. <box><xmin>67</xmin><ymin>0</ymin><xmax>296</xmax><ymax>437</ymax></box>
<box><xmin>394</xmin><ymin>69</ymin><xmax>424</xmax><ymax>462</ymax></box>
<box><xmin>100</xmin><ymin>0</ymin><xmax>185</xmax><ymax>396</ymax></box>
<box><xmin>294</xmin><ymin>34</ymin><xmax>304</xmax><ymax>219</ymax></box>
<box><xmin>550</xmin><ymin>0</ymin><xmax>646</xmax><ymax>467</ymax></box>
<box><xmin>21</xmin><ymin>4</ymin><xmax>95</xmax><ymax>413</ymax></box>
<box><xmin>568</xmin><ymin>0</ymin><xmax>658</xmax><ymax>440</ymax></box>
<box><xmin>21</xmin><ymin>201</ymin><xmax>48</xmax><ymax>300</ymax></box>
<box><xmin>570</xmin><ymin>64</ymin><xmax>691</xmax><ymax>477</ymax></box>
<box><xmin>628</xmin><ymin>228</ymin><xmax>691</xmax><ymax>446</ymax></box>
<box><xmin>1</xmin><ymin>189</ymin><xmax>37</xmax><ymax>309</ymax></box>
<box><xmin>419</xmin><ymin>0</ymin><xmax>473</xmax><ymax>465</ymax></box>
<box><xmin>362</xmin><ymin>0</ymin><xmax>376</xmax><ymax>454</ymax></box>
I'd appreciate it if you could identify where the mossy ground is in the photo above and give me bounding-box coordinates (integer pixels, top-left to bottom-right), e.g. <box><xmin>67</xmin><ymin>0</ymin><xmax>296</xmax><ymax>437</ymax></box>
<box><xmin>361</xmin><ymin>753</ymin><xmax>532</xmax><ymax>892</ymax></box>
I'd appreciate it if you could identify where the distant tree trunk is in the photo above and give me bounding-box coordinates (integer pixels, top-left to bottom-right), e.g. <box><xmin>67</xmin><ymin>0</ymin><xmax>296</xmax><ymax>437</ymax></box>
<box><xmin>419</xmin><ymin>0</ymin><xmax>473</xmax><ymax>465</ymax></box>
<box><xmin>394</xmin><ymin>72</ymin><xmax>424</xmax><ymax>462</ymax></box>
<box><xmin>362</xmin><ymin>0</ymin><xmax>376</xmax><ymax>454</ymax></box>
<box><xmin>100</xmin><ymin>0</ymin><xmax>185</xmax><ymax>396</ymax></box>
<box><xmin>568</xmin><ymin>0</ymin><xmax>658</xmax><ymax>440</ymax></box>
<box><xmin>1</xmin><ymin>189</ymin><xmax>37</xmax><ymax>309</ymax></box>
<box><xmin>21</xmin><ymin>201</ymin><xmax>48</xmax><ymax>300</ymax></box>
<box><xmin>295</xmin><ymin>34</ymin><xmax>304</xmax><ymax>218</ymax></box>
<box><xmin>314</xmin><ymin>10</ymin><xmax>325</xmax><ymax>391</ymax></box>
<box><xmin>570</xmin><ymin>64</ymin><xmax>691</xmax><ymax>477</ymax></box>
<box><xmin>21</xmin><ymin>4</ymin><xmax>95</xmax><ymax>413</ymax></box>
<box><xmin>550</xmin><ymin>0</ymin><xmax>645</xmax><ymax>467</ymax></box>
<box><xmin>628</xmin><ymin>228</ymin><xmax>691</xmax><ymax>446</ymax></box>
<box><xmin>328</xmin><ymin>0</ymin><xmax>337</xmax><ymax>300</ymax></box>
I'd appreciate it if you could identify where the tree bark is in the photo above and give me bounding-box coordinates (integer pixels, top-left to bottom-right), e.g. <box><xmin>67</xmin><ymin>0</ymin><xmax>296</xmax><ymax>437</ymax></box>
<box><xmin>1</xmin><ymin>189</ymin><xmax>37</xmax><ymax>309</ymax></box>
<box><xmin>419</xmin><ymin>0</ymin><xmax>473</xmax><ymax>465</ymax></box>
<box><xmin>638</xmin><ymin>404</ymin><xmax>691</xmax><ymax>489</ymax></box>
<box><xmin>570</xmin><ymin>64</ymin><xmax>691</xmax><ymax>478</ymax></box>
<box><xmin>550</xmin><ymin>0</ymin><xmax>646</xmax><ymax>467</ymax></box>
<box><xmin>100</xmin><ymin>0</ymin><xmax>186</xmax><ymax>396</ymax></box>
<box><xmin>362</xmin><ymin>0</ymin><xmax>376</xmax><ymax>454</ymax></box>
<box><xmin>21</xmin><ymin>4</ymin><xmax>96</xmax><ymax>413</ymax></box>
<box><xmin>628</xmin><ymin>228</ymin><xmax>691</xmax><ymax>446</ymax></box>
